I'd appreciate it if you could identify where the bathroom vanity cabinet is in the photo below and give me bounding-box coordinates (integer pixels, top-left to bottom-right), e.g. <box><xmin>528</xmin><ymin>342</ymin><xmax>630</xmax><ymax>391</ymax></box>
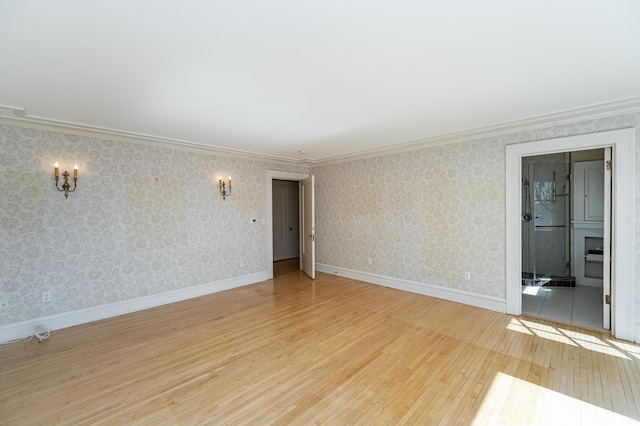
<box><xmin>572</xmin><ymin>222</ymin><xmax>603</xmax><ymax>287</ymax></box>
<box><xmin>572</xmin><ymin>160</ymin><xmax>605</xmax><ymax>287</ymax></box>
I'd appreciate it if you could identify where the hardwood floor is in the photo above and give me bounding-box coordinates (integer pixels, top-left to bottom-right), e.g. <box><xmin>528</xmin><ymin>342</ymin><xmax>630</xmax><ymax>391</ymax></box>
<box><xmin>2</xmin><ymin>263</ymin><xmax>640</xmax><ymax>425</ymax></box>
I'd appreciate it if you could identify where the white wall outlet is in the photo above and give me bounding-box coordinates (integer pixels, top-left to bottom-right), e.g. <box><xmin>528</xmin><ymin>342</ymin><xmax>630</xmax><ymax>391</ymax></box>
<box><xmin>261</xmin><ymin>219</ymin><xmax>265</xmax><ymax>225</ymax></box>
<box><xmin>0</xmin><ymin>300</ymin><xmax>8</xmax><ymax>310</ymax></box>
<box><xmin>238</xmin><ymin>261</ymin><xmax>244</xmax><ymax>268</ymax></box>
<box><xmin>367</xmin><ymin>257</ymin><xmax>372</xmax><ymax>265</ymax></box>
<box><xmin>42</xmin><ymin>292</ymin><xmax>51</xmax><ymax>303</ymax></box>
<box><xmin>464</xmin><ymin>272</ymin><xmax>471</xmax><ymax>280</ymax></box>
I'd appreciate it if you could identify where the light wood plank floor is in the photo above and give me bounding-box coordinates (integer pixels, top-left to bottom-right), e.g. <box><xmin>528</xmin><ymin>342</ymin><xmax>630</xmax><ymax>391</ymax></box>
<box><xmin>2</xmin><ymin>261</ymin><xmax>640</xmax><ymax>425</ymax></box>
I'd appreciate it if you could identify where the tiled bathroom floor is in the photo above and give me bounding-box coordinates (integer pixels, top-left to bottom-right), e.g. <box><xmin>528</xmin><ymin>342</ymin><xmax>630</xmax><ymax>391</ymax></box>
<box><xmin>522</xmin><ymin>285</ymin><xmax>605</xmax><ymax>330</ymax></box>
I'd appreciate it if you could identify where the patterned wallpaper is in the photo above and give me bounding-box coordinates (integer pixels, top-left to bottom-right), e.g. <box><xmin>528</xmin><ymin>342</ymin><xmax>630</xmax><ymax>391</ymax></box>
<box><xmin>311</xmin><ymin>113</ymin><xmax>640</xmax><ymax>323</ymax></box>
<box><xmin>312</xmin><ymin>137</ymin><xmax>506</xmax><ymax>297</ymax></box>
<box><xmin>0</xmin><ymin>124</ymin><xmax>307</xmax><ymax>325</ymax></box>
<box><xmin>2</xmin><ymin>112</ymin><xmax>640</xmax><ymax>328</ymax></box>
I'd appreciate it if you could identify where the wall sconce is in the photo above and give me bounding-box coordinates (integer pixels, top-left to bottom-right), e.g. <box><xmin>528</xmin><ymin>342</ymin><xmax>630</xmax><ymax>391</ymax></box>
<box><xmin>218</xmin><ymin>176</ymin><xmax>231</xmax><ymax>200</ymax></box>
<box><xmin>54</xmin><ymin>162</ymin><xmax>78</xmax><ymax>199</ymax></box>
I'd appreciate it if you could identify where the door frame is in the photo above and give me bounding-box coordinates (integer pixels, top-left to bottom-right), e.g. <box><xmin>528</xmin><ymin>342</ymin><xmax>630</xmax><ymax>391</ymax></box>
<box><xmin>505</xmin><ymin>128</ymin><xmax>635</xmax><ymax>342</ymax></box>
<box><xmin>266</xmin><ymin>170</ymin><xmax>309</xmax><ymax>279</ymax></box>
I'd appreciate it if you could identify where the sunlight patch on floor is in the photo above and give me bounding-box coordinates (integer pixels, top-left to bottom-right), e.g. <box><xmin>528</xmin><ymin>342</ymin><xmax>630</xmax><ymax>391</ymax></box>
<box><xmin>609</xmin><ymin>340</ymin><xmax>640</xmax><ymax>357</ymax></box>
<box><xmin>520</xmin><ymin>319</ymin><xmax>576</xmax><ymax>346</ymax></box>
<box><xmin>472</xmin><ymin>372</ymin><xmax>640</xmax><ymax>425</ymax></box>
<box><xmin>559</xmin><ymin>328</ymin><xmax>629</xmax><ymax>359</ymax></box>
<box><xmin>507</xmin><ymin>319</ymin><xmax>632</xmax><ymax>359</ymax></box>
<box><xmin>506</xmin><ymin>318</ymin><xmax>533</xmax><ymax>335</ymax></box>
<box><xmin>522</xmin><ymin>286</ymin><xmax>541</xmax><ymax>296</ymax></box>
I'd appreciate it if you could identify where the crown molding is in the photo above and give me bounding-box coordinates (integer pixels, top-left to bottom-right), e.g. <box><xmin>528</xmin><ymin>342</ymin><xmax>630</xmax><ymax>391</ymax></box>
<box><xmin>0</xmin><ymin>109</ymin><xmax>310</xmax><ymax>165</ymax></box>
<box><xmin>2</xmin><ymin>96</ymin><xmax>639</xmax><ymax>167</ymax></box>
<box><xmin>312</xmin><ymin>96</ymin><xmax>640</xmax><ymax>166</ymax></box>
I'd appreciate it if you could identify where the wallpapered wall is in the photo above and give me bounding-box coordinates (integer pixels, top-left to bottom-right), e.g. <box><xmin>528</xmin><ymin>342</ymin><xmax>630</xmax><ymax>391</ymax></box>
<box><xmin>0</xmin><ymin>124</ymin><xmax>307</xmax><ymax>325</ymax></box>
<box><xmin>310</xmin><ymin>113</ymin><xmax>640</xmax><ymax>323</ymax></box>
<box><xmin>1</xmin><ymin>113</ymin><xmax>639</xmax><ymax>329</ymax></box>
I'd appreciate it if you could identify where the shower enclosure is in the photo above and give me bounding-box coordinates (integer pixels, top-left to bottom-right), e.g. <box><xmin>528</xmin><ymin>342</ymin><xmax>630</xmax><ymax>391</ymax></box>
<box><xmin>521</xmin><ymin>153</ymin><xmax>573</xmax><ymax>286</ymax></box>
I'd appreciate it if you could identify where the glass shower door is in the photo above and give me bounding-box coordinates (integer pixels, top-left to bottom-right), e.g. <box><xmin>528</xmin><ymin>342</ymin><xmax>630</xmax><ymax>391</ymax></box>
<box><xmin>522</xmin><ymin>153</ymin><xmax>571</xmax><ymax>284</ymax></box>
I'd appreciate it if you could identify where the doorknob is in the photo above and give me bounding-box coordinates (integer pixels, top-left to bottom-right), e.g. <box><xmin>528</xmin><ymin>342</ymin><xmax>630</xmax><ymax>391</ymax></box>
<box><xmin>289</xmin><ymin>227</ymin><xmax>293</xmax><ymax>231</ymax></box>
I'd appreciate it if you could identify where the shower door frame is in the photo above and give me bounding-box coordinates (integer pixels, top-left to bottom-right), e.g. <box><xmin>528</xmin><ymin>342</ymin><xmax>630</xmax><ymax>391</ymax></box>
<box><xmin>521</xmin><ymin>155</ymin><xmax>572</xmax><ymax>283</ymax></box>
<box><xmin>505</xmin><ymin>128</ymin><xmax>636</xmax><ymax>342</ymax></box>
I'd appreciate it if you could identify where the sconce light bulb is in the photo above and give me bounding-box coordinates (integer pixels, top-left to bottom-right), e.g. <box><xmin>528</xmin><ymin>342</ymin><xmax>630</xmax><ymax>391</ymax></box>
<box><xmin>55</xmin><ymin>162</ymin><xmax>59</xmax><ymax>168</ymax></box>
<box><xmin>74</xmin><ymin>164</ymin><xmax>78</xmax><ymax>170</ymax></box>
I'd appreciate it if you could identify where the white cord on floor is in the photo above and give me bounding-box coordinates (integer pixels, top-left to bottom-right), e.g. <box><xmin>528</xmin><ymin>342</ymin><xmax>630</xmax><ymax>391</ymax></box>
<box><xmin>0</xmin><ymin>324</ymin><xmax>51</xmax><ymax>345</ymax></box>
<box><xmin>34</xmin><ymin>324</ymin><xmax>50</xmax><ymax>342</ymax></box>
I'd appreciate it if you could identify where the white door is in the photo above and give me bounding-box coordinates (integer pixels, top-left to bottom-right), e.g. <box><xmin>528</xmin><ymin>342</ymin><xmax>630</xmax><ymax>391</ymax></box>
<box><xmin>603</xmin><ymin>148</ymin><xmax>612</xmax><ymax>330</ymax></box>
<box><xmin>301</xmin><ymin>175</ymin><xmax>315</xmax><ymax>279</ymax></box>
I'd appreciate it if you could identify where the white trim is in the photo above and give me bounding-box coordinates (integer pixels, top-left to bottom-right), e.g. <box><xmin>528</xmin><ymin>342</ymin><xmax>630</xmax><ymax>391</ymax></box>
<box><xmin>266</xmin><ymin>170</ymin><xmax>309</xmax><ymax>279</ymax></box>
<box><xmin>0</xmin><ymin>114</ymin><xmax>311</xmax><ymax>165</ymax></box>
<box><xmin>506</xmin><ymin>128</ymin><xmax>636</xmax><ymax>342</ymax></box>
<box><xmin>0</xmin><ymin>272</ymin><xmax>268</xmax><ymax>344</ymax></box>
<box><xmin>3</xmin><ymin>96</ymin><xmax>640</xmax><ymax>165</ymax></box>
<box><xmin>317</xmin><ymin>264</ymin><xmax>506</xmax><ymax>313</ymax></box>
<box><xmin>315</xmin><ymin>97</ymin><xmax>640</xmax><ymax>166</ymax></box>
<box><xmin>636</xmin><ymin>325</ymin><xmax>640</xmax><ymax>344</ymax></box>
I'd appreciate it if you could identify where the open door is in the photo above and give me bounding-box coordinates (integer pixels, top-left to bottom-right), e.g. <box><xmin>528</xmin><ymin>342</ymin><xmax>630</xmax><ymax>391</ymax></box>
<box><xmin>603</xmin><ymin>147</ymin><xmax>612</xmax><ymax>330</ymax></box>
<box><xmin>301</xmin><ymin>175</ymin><xmax>315</xmax><ymax>279</ymax></box>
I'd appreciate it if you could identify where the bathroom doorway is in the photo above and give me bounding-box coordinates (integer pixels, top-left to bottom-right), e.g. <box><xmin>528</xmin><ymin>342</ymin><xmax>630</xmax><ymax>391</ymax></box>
<box><xmin>520</xmin><ymin>149</ymin><xmax>608</xmax><ymax>329</ymax></box>
<box><xmin>505</xmin><ymin>128</ymin><xmax>635</xmax><ymax>342</ymax></box>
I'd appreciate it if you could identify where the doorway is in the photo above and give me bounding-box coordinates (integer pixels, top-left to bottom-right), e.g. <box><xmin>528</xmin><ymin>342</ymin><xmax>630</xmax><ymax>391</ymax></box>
<box><xmin>520</xmin><ymin>149</ymin><xmax>607</xmax><ymax>329</ymax></box>
<box><xmin>266</xmin><ymin>171</ymin><xmax>311</xmax><ymax>280</ymax></box>
<box><xmin>272</xmin><ymin>179</ymin><xmax>300</xmax><ymax>263</ymax></box>
<box><xmin>505</xmin><ymin>128</ymin><xmax>635</xmax><ymax>342</ymax></box>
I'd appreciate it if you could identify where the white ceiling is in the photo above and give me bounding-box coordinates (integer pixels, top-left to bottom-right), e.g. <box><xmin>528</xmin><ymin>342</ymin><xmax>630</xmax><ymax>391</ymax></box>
<box><xmin>1</xmin><ymin>1</ymin><xmax>639</xmax><ymax>162</ymax></box>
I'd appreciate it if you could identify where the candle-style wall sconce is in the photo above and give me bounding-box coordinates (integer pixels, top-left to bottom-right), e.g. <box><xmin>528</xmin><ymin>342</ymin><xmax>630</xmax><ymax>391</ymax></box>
<box><xmin>218</xmin><ymin>176</ymin><xmax>231</xmax><ymax>200</ymax></box>
<box><xmin>54</xmin><ymin>162</ymin><xmax>78</xmax><ymax>199</ymax></box>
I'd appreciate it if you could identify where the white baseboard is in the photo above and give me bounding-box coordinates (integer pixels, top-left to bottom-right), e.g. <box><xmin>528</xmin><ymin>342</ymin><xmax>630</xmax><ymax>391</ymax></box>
<box><xmin>0</xmin><ymin>271</ymin><xmax>268</xmax><ymax>344</ymax></box>
<box><xmin>635</xmin><ymin>324</ymin><xmax>640</xmax><ymax>344</ymax></box>
<box><xmin>316</xmin><ymin>264</ymin><xmax>506</xmax><ymax>313</ymax></box>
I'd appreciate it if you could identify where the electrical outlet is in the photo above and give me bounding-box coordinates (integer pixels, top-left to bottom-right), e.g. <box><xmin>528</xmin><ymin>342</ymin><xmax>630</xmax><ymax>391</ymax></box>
<box><xmin>0</xmin><ymin>300</ymin><xmax>8</xmax><ymax>310</ymax></box>
<box><xmin>238</xmin><ymin>261</ymin><xmax>244</xmax><ymax>268</ymax></box>
<box><xmin>42</xmin><ymin>292</ymin><xmax>51</xmax><ymax>303</ymax></box>
<box><xmin>464</xmin><ymin>272</ymin><xmax>471</xmax><ymax>280</ymax></box>
<box><xmin>367</xmin><ymin>257</ymin><xmax>372</xmax><ymax>265</ymax></box>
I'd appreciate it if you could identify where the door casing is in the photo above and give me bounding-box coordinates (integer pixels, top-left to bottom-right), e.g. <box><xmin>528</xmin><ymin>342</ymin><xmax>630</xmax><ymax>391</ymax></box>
<box><xmin>505</xmin><ymin>129</ymin><xmax>635</xmax><ymax>341</ymax></box>
<box><xmin>266</xmin><ymin>171</ymin><xmax>309</xmax><ymax>279</ymax></box>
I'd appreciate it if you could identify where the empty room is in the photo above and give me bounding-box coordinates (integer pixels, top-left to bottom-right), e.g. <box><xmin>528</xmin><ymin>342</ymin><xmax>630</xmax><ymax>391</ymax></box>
<box><xmin>1</xmin><ymin>1</ymin><xmax>640</xmax><ymax>424</ymax></box>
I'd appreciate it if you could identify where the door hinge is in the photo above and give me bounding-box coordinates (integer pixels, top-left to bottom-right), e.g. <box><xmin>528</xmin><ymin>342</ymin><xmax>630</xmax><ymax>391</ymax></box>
<box><xmin>605</xmin><ymin>294</ymin><xmax>611</xmax><ymax>305</ymax></box>
<box><xmin>606</xmin><ymin>160</ymin><xmax>612</xmax><ymax>171</ymax></box>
